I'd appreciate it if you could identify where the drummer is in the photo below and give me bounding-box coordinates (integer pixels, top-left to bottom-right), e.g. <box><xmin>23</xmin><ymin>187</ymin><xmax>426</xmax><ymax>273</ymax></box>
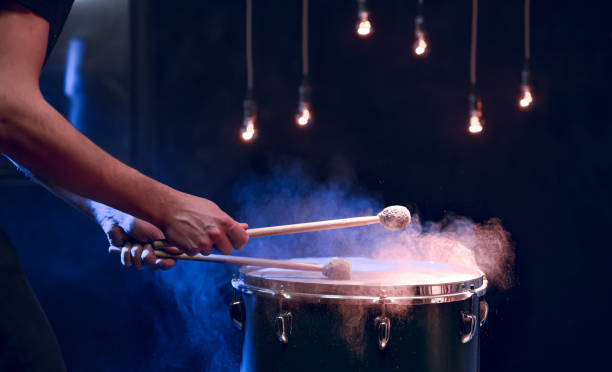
<box><xmin>0</xmin><ymin>0</ymin><xmax>248</xmax><ymax>370</ymax></box>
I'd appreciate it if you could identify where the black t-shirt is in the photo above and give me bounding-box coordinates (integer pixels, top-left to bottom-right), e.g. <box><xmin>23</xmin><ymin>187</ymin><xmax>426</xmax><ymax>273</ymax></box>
<box><xmin>14</xmin><ymin>0</ymin><xmax>74</xmax><ymax>59</ymax></box>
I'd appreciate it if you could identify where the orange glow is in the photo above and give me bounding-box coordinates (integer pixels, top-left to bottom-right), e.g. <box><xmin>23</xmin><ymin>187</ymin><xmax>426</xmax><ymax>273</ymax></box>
<box><xmin>519</xmin><ymin>85</ymin><xmax>534</xmax><ymax>109</ymax></box>
<box><xmin>468</xmin><ymin>111</ymin><xmax>483</xmax><ymax>134</ymax></box>
<box><xmin>296</xmin><ymin>104</ymin><xmax>312</xmax><ymax>126</ymax></box>
<box><xmin>357</xmin><ymin>12</ymin><xmax>372</xmax><ymax>36</ymax></box>
<box><xmin>241</xmin><ymin>119</ymin><xmax>256</xmax><ymax>142</ymax></box>
<box><xmin>413</xmin><ymin>36</ymin><xmax>427</xmax><ymax>56</ymax></box>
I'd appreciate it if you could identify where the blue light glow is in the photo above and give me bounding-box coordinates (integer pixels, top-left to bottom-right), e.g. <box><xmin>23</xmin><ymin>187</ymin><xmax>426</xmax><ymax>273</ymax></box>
<box><xmin>64</xmin><ymin>38</ymin><xmax>85</xmax><ymax>130</ymax></box>
<box><xmin>64</xmin><ymin>39</ymin><xmax>84</xmax><ymax>97</ymax></box>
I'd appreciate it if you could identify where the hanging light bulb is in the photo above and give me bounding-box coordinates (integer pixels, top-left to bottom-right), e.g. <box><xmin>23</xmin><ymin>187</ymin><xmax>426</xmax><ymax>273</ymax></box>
<box><xmin>357</xmin><ymin>12</ymin><xmax>372</xmax><ymax>36</ymax></box>
<box><xmin>519</xmin><ymin>85</ymin><xmax>533</xmax><ymax>109</ymax></box>
<box><xmin>413</xmin><ymin>15</ymin><xmax>428</xmax><ymax>56</ymax></box>
<box><xmin>518</xmin><ymin>67</ymin><xmax>534</xmax><ymax>109</ymax></box>
<box><xmin>296</xmin><ymin>102</ymin><xmax>312</xmax><ymax>126</ymax></box>
<box><xmin>241</xmin><ymin>0</ymin><xmax>257</xmax><ymax>142</ymax></box>
<box><xmin>468</xmin><ymin>92</ymin><xmax>484</xmax><ymax>134</ymax></box>
<box><xmin>413</xmin><ymin>35</ymin><xmax>427</xmax><ymax>56</ymax></box>
<box><xmin>295</xmin><ymin>82</ymin><xmax>312</xmax><ymax>126</ymax></box>
<box><xmin>240</xmin><ymin>98</ymin><xmax>256</xmax><ymax>142</ymax></box>
<box><xmin>468</xmin><ymin>113</ymin><xmax>483</xmax><ymax>134</ymax></box>
<box><xmin>356</xmin><ymin>0</ymin><xmax>373</xmax><ymax>37</ymax></box>
<box><xmin>467</xmin><ymin>0</ymin><xmax>483</xmax><ymax>135</ymax></box>
<box><xmin>518</xmin><ymin>0</ymin><xmax>534</xmax><ymax>111</ymax></box>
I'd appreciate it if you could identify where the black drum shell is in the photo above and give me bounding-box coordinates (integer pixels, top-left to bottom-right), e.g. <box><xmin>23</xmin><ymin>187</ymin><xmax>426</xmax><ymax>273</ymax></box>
<box><xmin>237</xmin><ymin>291</ymin><xmax>482</xmax><ymax>372</ymax></box>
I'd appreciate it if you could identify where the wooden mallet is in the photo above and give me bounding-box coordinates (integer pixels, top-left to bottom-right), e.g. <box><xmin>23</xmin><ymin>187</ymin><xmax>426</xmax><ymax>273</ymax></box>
<box><xmin>108</xmin><ymin>246</ymin><xmax>352</xmax><ymax>279</ymax></box>
<box><xmin>246</xmin><ymin>205</ymin><xmax>411</xmax><ymax>237</ymax></box>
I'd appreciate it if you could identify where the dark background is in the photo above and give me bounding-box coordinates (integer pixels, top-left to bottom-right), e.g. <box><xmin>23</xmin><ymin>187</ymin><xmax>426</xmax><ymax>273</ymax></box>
<box><xmin>1</xmin><ymin>0</ymin><xmax>611</xmax><ymax>371</ymax></box>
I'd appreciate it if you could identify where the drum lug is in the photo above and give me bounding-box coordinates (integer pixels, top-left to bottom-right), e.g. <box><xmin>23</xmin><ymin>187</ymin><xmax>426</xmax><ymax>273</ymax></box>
<box><xmin>374</xmin><ymin>316</ymin><xmax>391</xmax><ymax>350</ymax></box>
<box><xmin>479</xmin><ymin>298</ymin><xmax>489</xmax><ymax>328</ymax></box>
<box><xmin>274</xmin><ymin>290</ymin><xmax>293</xmax><ymax>344</ymax></box>
<box><xmin>229</xmin><ymin>286</ymin><xmax>244</xmax><ymax>330</ymax></box>
<box><xmin>460</xmin><ymin>311</ymin><xmax>477</xmax><ymax>343</ymax></box>
<box><xmin>460</xmin><ymin>285</ymin><xmax>478</xmax><ymax>343</ymax></box>
<box><xmin>374</xmin><ymin>294</ymin><xmax>391</xmax><ymax>350</ymax></box>
<box><xmin>275</xmin><ymin>312</ymin><xmax>293</xmax><ymax>344</ymax></box>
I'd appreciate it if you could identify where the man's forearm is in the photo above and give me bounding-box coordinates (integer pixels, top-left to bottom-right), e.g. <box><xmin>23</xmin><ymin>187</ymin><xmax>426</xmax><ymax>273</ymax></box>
<box><xmin>0</xmin><ymin>94</ymin><xmax>173</xmax><ymax>229</ymax></box>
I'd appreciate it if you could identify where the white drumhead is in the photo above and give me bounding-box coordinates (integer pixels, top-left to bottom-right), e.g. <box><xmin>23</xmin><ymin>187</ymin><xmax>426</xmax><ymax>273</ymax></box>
<box><xmin>245</xmin><ymin>257</ymin><xmax>482</xmax><ymax>286</ymax></box>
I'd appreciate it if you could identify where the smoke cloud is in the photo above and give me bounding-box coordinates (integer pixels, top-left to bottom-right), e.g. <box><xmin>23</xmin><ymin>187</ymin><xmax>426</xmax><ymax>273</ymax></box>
<box><xmin>150</xmin><ymin>262</ymin><xmax>241</xmax><ymax>370</ymax></box>
<box><xmin>373</xmin><ymin>215</ymin><xmax>515</xmax><ymax>289</ymax></box>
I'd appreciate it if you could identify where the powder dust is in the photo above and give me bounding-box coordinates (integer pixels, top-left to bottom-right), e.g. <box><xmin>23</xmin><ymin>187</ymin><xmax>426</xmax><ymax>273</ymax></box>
<box><xmin>374</xmin><ymin>215</ymin><xmax>515</xmax><ymax>289</ymax></box>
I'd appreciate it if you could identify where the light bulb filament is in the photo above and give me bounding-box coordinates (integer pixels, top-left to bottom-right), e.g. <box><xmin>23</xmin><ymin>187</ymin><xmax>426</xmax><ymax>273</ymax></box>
<box><xmin>296</xmin><ymin>102</ymin><xmax>312</xmax><ymax>126</ymax></box>
<box><xmin>414</xmin><ymin>35</ymin><xmax>427</xmax><ymax>56</ymax></box>
<box><xmin>241</xmin><ymin>117</ymin><xmax>256</xmax><ymax>142</ymax></box>
<box><xmin>468</xmin><ymin>109</ymin><xmax>483</xmax><ymax>134</ymax></box>
<box><xmin>519</xmin><ymin>85</ymin><xmax>534</xmax><ymax>109</ymax></box>
<box><xmin>357</xmin><ymin>12</ymin><xmax>372</xmax><ymax>36</ymax></box>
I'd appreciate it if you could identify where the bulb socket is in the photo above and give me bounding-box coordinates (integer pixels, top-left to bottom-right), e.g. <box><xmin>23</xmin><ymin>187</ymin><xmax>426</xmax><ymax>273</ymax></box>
<box><xmin>468</xmin><ymin>92</ymin><xmax>481</xmax><ymax>112</ymax></box>
<box><xmin>357</xmin><ymin>0</ymin><xmax>367</xmax><ymax>13</ymax></box>
<box><xmin>521</xmin><ymin>68</ymin><xmax>531</xmax><ymax>86</ymax></box>
<box><xmin>298</xmin><ymin>82</ymin><xmax>312</xmax><ymax>104</ymax></box>
<box><xmin>415</xmin><ymin>15</ymin><xmax>424</xmax><ymax>27</ymax></box>
<box><xmin>243</xmin><ymin>99</ymin><xmax>256</xmax><ymax>122</ymax></box>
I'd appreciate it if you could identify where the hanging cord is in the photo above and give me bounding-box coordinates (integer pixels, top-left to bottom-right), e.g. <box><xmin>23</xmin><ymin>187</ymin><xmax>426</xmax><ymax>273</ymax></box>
<box><xmin>358</xmin><ymin>0</ymin><xmax>366</xmax><ymax>14</ymax></box>
<box><xmin>246</xmin><ymin>0</ymin><xmax>253</xmax><ymax>94</ymax></box>
<box><xmin>302</xmin><ymin>0</ymin><xmax>309</xmax><ymax>77</ymax></box>
<box><xmin>524</xmin><ymin>0</ymin><xmax>530</xmax><ymax>61</ymax></box>
<box><xmin>470</xmin><ymin>0</ymin><xmax>478</xmax><ymax>86</ymax></box>
<box><xmin>417</xmin><ymin>0</ymin><xmax>424</xmax><ymax>20</ymax></box>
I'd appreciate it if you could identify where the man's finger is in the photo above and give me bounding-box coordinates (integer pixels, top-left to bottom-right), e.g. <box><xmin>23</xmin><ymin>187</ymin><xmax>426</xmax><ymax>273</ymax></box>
<box><xmin>108</xmin><ymin>224</ymin><xmax>129</xmax><ymax>247</ymax></box>
<box><xmin>162</xmin><ymin>246</ymin><xmax>182</xmax><ymax>255</ymax></box>
<box><xmin>121</xmin><ymin>243</ymin><xmax>132</xmax><ymax>267</ymax></box>
<box><xmin>154</xmin><ymin>258</ymin><xmax>177</xmax><ymax>270</ymax></box>
<box><xmin>141</xmin><ymin>244</ymin><xmax>156</xmax><ymax>266</ymax></box>
<box><xmin>197</xmin><ymin>237</ymin><xmax>213</xmax><ymax>256</ymax></box>
<box><xmin>228</xmin><ymin>223</ymin><xmax>249</xmax><ymax>250</ymax></box>
<box><xmin>131</xmin><ymin>243</ymin><xmax>145</xmax><ymax>269</ymax></box>
<box><xmin>214</xmin><ymin>234</ymin><xmax>233</xmax><ymax>255</ymax></box>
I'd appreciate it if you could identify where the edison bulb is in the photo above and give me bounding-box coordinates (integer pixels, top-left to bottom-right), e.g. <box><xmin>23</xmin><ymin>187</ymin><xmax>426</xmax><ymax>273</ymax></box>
<box><xmin>518</xmin><ymin>84</ymin><xmax>534</xmax><ymax>109</ymax></box>
<box><xmin>356</xmin><ymin>11</ymin><xmax>372</xmax><ymax>37</ymax></box>
<box><xmin>468</xmin><ymin>110</ymin><xmax>483</xmax><ymax>134</ymax></box>
<box><xmin>240</xmin><ymin>118</ymin><xmax>256</xmax><ymax>142</ymax></box>
<box><xmin>413</xmin><ymin>15</ymin><xmax>428</xmax><ymax>57</ymax></box>
<box><xmin>413</xmin><ymin>35</ymin><xmax>428</xmax><ymax>56</ymax></box>
<box><xmin>296</xmin><ymin>102</ymin><xmax>312</xmax><ymax>126</ymax></box>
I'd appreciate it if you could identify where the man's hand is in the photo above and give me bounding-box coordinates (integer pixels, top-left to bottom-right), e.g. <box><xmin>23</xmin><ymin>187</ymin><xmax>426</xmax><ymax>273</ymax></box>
<box><xmin>106</xmin><ymin>218</ymin><xmax>179</xmax><ymax>270</ymax></box>
<box><xmin>0</xmin><ymin>2</ymin><xmax>249</xmax><ymax>269</ymax></box>
<box><xmin>161</xmin><ymin>192</ymin><xmax>249</xmax><ymax>257</ymax></box>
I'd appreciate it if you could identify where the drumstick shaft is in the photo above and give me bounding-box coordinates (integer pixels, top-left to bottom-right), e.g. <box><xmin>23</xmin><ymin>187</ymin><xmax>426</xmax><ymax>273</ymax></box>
<box><xmin>147</xmin><ymin>216</ymin><xmax>381</xmax><ymax>249</ymax></box>
<box><xmin>109</xmin><ymin>247</ymin><xmax>322</xmax><ymax>271</ymax></box>
<box><xmin>247</xmin><ymin>215</ymin><xmax>380</xmax><ymax>238</ymax></box>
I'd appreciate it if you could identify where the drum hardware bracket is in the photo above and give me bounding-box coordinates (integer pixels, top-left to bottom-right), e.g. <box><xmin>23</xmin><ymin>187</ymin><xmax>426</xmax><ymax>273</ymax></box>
<box><xmin>460</xmin><ymin>284</ymin><xmax>478</xmax><ymax>344</ymax></box>
<box><xmin>275</xmin><ymin>289</ymin><xmax>293</xmax><ymax>344</ymax></box>
<box><xmin>229</xmin><ymin>277</ymin><xmax>245</xmax><ymax>330</ymax></box>
<box><xmin>374</xmin><ymin>294</ymin><xmax>391</xmax><ymax>350</ymax></box>
<box><xmin>479</xmin><ymin>298</ymin><xmax>489</xmax><ymax>327</ymax></box>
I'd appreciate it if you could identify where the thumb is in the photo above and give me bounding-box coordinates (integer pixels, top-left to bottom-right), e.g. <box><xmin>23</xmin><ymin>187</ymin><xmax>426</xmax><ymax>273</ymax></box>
<box><xmin>108</xmin><ymin>224</ymin><xmax>129</xmax><ymax>247</ymax></box>
<box><xmin>162</xmin><ymin>246</ymin><xmax>183</xmax><ymax>255</ymax></box>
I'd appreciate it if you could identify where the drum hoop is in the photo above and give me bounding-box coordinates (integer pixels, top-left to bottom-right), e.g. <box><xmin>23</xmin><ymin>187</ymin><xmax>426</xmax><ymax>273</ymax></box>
<box><xmin>232</xmin><ymin>276</ymin><xmax>487</xmax><ymax>305</ymax></box>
